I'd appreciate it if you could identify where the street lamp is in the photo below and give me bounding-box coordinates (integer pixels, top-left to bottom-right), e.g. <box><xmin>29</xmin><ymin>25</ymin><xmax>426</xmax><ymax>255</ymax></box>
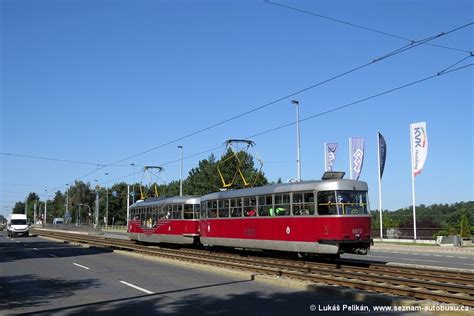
<box><xmin>178</xmin><ymin>146</ymin><xmax>183</xmax><ymax>196</ymax></box>
<box><xmin>94</xmin><ymin>179</ymin><xmax>99</xmax><ymax>228</ymax></box>
<box><xmin>291</xmin><ymin>100</ymin><xmax>302</xmax><ymax>181</ymax></box>
<box><xmin>105</xmin><ymin>172</ymin><xmax>109</xmax><ymax>228</ymax></box>
<box><xmin>131</xmin><ymin>163</ymin><xmax>136</xmax><ymax>204</ymax></box>
<box><xmin>65</xmin><ymin>184</ymin><xmax>69</xmax><ymax>223</ymax></box>
<box><xmin>44</xmin><ymin>189</ymin><xmax>48</xmax><ymax>226</ymax></box>
<box><xmin>79</xmin><ymin>204</ymin><xmax>92</xmax><ymax>225</ymax></box>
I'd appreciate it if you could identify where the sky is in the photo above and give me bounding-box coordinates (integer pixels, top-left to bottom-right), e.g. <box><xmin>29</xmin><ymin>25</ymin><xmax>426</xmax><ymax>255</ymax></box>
<box><xmin>1</xmin><ymin>0</ymin><xmax>472</xmax><ymax>217</ymax></box>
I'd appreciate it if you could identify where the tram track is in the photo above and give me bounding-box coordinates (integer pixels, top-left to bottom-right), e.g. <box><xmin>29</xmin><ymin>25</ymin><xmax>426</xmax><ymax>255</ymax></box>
<box><xmin>32</xmin><ymin>229</ymin><xmax>474</xmax><ymax>307</ymax></box>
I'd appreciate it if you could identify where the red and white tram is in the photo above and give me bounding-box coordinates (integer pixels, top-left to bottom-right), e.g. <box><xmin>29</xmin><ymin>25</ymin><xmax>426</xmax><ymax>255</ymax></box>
<box><xmin>128</xmin><ymin>196</ymin><xmax>201</xmax><ymax>244</ymax></box>
<box><xmin>199</xmin><ymin>175</ymin><xmax>372</xmax><ymax>255</ymax></box>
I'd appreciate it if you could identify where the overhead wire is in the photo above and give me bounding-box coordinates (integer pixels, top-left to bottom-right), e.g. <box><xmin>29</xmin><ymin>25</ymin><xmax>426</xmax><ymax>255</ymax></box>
<box><xmin>92</xmin><ymin>62</ymin><xmax>473</xmax><ymax>189</ymax></box>
<box><xmin>264</xmin><ymin>0</ymin><xmax>473</xmax><ymax>54</ymax></box>
<box><xmin>44</xmin><ymin>22</ymin><xmax>473</xmax><ymax>194</ymax></box>
<box><xmin>246</xmin><ymin>64</ymin><xmax>473</xmax><ymax>140</ymax></box>
<box><xmin>0</xmin><ymin>152</ymin><xmax>130</xmax><ymax>167</ymax></box>
<box><xmin>92</xmin><ymin>22</ymin><xmax>472</xmax><ymax>170</ymax></box>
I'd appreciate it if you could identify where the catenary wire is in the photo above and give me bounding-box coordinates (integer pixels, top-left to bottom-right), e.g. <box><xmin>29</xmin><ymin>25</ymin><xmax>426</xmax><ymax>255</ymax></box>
<box><xmin>97</xmin><ymin>23</ymin><xmax>473</xmax><ymax>169</ymax></box>
<box><xmin>45</xmin><ymin>23</ymin><xmax>473</xmax><ymax>193</ymax></box>
<box><xmin>0</xmin><ymin>152</ymin><xmax>131</xmax><ymax>167</ymax></box>
<box><xmin>86</xmin><ymin>63</ymin><xmax>473</xmax><ymax>190</ymax></box>
<box><xmin>264</xmin><ymin>0</ymin><xmax>473</xmax><ymax>54</ymax></box>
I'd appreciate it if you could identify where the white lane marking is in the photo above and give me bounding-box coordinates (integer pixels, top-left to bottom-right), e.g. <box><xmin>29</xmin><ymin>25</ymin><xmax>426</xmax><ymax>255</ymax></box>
<box><xmin>33</xmin><ymin>248</ymin><xmax>39</xmax><ymax>251</ymax></box>
<box><xmin>73</xmin><ymin>263</ymin><xmax>91</xmax><ymax>270</ymax></box>
<box><xmin>119</xmin><ymin>281</ymin><xmax>154</xmax><ymax>294</ymax></box>
<box><xmin>16</xmin><ymin>241</ymin><xmax>20</xmax><ymax>243</ymax></box>
<box><xmin>48</xmin><ymin>254</ymin><xmax>58</xmax><ymax>258</ymax></box>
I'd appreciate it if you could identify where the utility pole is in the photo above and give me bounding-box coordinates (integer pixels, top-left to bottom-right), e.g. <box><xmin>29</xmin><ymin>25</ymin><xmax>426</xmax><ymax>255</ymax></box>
<box><xmin>178</xmin><ymin>146</ymin><xmax>183</xmax><ymax>196</ymax></box>
<box><xmin>131</xmin><ymin>163</ymin><xmax>136</xmax><ymax>204</ymax></box>
<box><xmin>126</xmin><ymin>185</ymin><xmax>130</xmax><ymax>229</ymax></box>
<box><xmin>94</xmin><ymin>180</ymin><xmax>99</xmax><ymax>229</ymax></box>
<box><xmin>291</xmin><ymin>100</ymin><xmax>302</xmax><ymax>181</ymax></box>
<box><xmin>105</xmin><ymin>173</ymin><xmax>109</xmax><ymax>228</ymax></box>
<box><xmin>44</xmin><ymin>189</ymin><xmax>47</xmax><ymax>225</ymax></box>
<box><xmin>66</xmin><ymin>183</ymin><xmax>69</xmax><ymax>222</ymax></box>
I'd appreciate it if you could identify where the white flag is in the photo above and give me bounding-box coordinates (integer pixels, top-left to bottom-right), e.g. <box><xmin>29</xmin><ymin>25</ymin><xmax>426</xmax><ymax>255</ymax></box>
<box><xmin>324</xmin><ymin>143</ymin><xmax>338</xmax><ymax>171</ymax></box>
<box><xmin>410</xmin><ymin>122</ymin><xmax>428</xmax><ymax>176</ymax></box>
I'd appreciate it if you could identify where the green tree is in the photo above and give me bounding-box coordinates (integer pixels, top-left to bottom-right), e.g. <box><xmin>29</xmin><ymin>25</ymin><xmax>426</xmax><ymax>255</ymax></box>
<box><xmin>50</xmin><ymin>191</ymin><xmax>66</xmax><ymax>221</ymax></box>
<box><xmin>107</xmin><ymin>182</ymin><xmax>129</xmax><ymax>225</ymax></box>
<box><xmin>217</xmin><ymin>148</ymin><xmax>267</xmax><ymax>189</ymax></box>
<box><xmin>68</xmin><ymin>181</ymin><xmax>95</xmax><ymax>225</ymax></box>
<box><xmin>186</xmin><ymin>154</ymin><xmax>222</xmax><ymax>195</ymax></box>
<box><xmin>460</xmin><ymin>212</ymin><xmax>471</xmax><ymax>238</ymax></box>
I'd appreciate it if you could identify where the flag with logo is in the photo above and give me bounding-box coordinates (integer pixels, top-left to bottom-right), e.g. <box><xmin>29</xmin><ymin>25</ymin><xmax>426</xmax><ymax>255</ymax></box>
<box><xmin>324</xmin><ymin>143</ymin><xmax>338</xmax><ymax>171</ymax></box>
<box><xmin>410</xmin><ymin>122</ymin><xmax>428</xmax><ymax>176</ymax></box>
<box><xmin>349</xmin><ymin>137</ymin><xmax>365</xmax><ymax>180</ymax></box>
<box><xmin>378</xmin><ymin>132</ymin><xmax>387</xmax><ymax>179</ymax></box>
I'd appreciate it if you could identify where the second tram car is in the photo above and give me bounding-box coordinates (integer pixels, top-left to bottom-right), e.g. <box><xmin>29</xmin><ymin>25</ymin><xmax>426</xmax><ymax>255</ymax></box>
<box><xmin>199</xmin><ymin>176</ymin><xmax>372</xmax><ymax>255</ymax></box>
<box><xmin>128</xmin><ymin>196</ymin><xmax>201</xmax><ymax>244</ymax></box>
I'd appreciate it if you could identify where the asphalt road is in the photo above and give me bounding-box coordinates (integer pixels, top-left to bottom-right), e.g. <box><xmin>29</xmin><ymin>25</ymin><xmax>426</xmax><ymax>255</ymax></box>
<box><xmin>1</xmin><ymin>232</ymin><xmax>386</xmax><ymax>315</ymax></box>
<box><xmin>342</xmin><ymin>249</ymin><xmax>474</xmax><ymax>270</ymax></box>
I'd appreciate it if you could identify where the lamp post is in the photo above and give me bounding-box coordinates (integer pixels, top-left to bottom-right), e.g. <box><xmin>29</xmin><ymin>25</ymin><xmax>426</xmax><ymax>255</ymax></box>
<box><xmin>79</xmin><ymin>204</ymin><xmax>92</xmax><ymax>225</ymax></box>
<box><xmin>94</xmin><ymin>179</ymin><xmax>99</xmax><ymax>228</ymax></box>
<box><xmin>44</xmin><ymin>189</ymin><xmax>47</xmax><ymax>226</ymax></box>
<box><xmin>291</xmin><ymin>100</ymin><xmax>302</xmax><ymax>181</ymax></box>
<box><xmin>131</xmin><ymin>163</ymin><xmax>136</xmax><ymax>204</ymax></box>
<box><xmin>178</xmin><ymin>146</ymin><xmax>183</xmax><ymax>196</ymax></box>
<box><xmin>105</xmin><ymin>173</ymin><xmax>109</xmax><ymax>228</ymax></box>
<box><xmin>77</xmin><ymin>204</ymin><xmax>80</xmax><ymax>226</ymax></box>
<box><xmin>65</xmin><ymin>183</ymin><xmax>69</xmax><ymax>223</ymax></box>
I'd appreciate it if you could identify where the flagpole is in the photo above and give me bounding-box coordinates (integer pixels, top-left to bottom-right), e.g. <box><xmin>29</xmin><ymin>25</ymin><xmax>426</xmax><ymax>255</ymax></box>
<box><xmin>324</xmin><ymin>143</ymin><xmax>327</xmax><ymax>171</ymax></box>
<box><xmin>349</xmin><ymin>137</ymin><xmax>353</xmax><ymax>179</ymax></box>
<box><xmin>377</xmin><ymin>133</ymin><xmax>383</xmax><ymax>240</ymax></box>
<box><xmin>410</xmin><ymin>125</ymin><xmax>417</xmax><ymax>241</ymax></box>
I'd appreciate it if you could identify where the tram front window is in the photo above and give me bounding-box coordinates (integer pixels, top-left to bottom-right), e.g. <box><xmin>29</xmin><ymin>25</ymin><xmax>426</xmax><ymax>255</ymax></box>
<box><xmin>317</xmin><ymin>191</ymin><xmax>368</xmax><ymax>215</ymax></box>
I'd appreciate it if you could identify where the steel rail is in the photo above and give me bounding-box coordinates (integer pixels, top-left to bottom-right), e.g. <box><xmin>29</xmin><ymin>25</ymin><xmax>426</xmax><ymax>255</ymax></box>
<box><xmin>32</xmin><ymin>229</ymin><xmax>474</xmax><ymax>307</ymax></box>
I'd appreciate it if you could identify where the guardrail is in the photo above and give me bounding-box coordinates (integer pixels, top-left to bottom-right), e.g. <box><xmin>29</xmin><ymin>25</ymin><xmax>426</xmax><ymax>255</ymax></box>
<box><xmin>101</xmin><ymin>225</ymin><xmax>127</xmax><ymax>232</ymax></box>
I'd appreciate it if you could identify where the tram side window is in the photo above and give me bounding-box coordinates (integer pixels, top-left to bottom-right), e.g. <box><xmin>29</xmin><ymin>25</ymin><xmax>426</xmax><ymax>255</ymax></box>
<box><xmin>158</xmin><ymin>206</ymin><xmax>165</xmax><ymax>219</ymax></box>
<box><xmin>258</xmin><ymin>195</ymin><xmax>272</xmax><ymax>216</ymax></box>
<box><xmin>272</xmin><ymin>194</ymin><xmax>290</xmax><ymax>216</ymax></box>
<box><xmin>317</xmin><ymin>191</ymin><xmax>338</xmax><ymax>215</ymax></box>
<box><xmin>145</xmin><ymin>208</ymin><xmax>153</xmax><ymax>228</ymax></box>
<box><xmin>172</xmin><ymin>204</ymin><xmax>183</xmax><ymax>219</ymax></box>
<box><xmin>184</xmin><ymin>204</ymin><xmax>194</xmax><ymax>219</ymax></box>
<box><xmin>140</xmin><ymin>208</ymin><xmax>146</xmax><ymax>224</ymax></box>
<box><xmin>244</xmin><ymin>197</ymin><xmax>257</xmax><ymax>217</ymax></box>
<box><xmin>218</xmin><ymin>200</ymin><xmax>229</xmax><ymax>218</ymax></box>
<box><xmin>193</xmin><ymin>204</ymin><xmax>201</xmax><ymax>219</ymax></box>
<box><xmin>208</xmin><ymin>201</ymin><xmax>218</xmax><ymax>218</ymax></box>
<box><xmin>293</xmin><ymin>192</ymin><xmax>315</xmax><ymax>216</ymax></box>
<box><xmin>230</xmin><ymin>198</ymin><xmax>242</xmax><ymax>217</ymax></box>
<box><xmin>335</xmin><ymin>190</ymin><xmax>368</xmax><ymax>215</ymax></box>
<box><xmin>152</xmin><ymin>207</ymin><xmax>158</xmax><ymax>227</ymax></box>
<box><xmin>164</xmin><ymin>205</ymin><xmax>172</xmax><ymax>219</ymax></box>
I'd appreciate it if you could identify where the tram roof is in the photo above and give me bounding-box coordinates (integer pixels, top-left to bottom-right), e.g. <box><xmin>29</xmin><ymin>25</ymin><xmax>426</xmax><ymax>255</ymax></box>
<box><xmin>130</xmin><ymin>195</ymin><xmax>201</xmax><ymax>208</ymax></box>
<box><xmin>201</xmin><ymin>179</ymin><xmax>368</xmax><ymax>201</ymax></box>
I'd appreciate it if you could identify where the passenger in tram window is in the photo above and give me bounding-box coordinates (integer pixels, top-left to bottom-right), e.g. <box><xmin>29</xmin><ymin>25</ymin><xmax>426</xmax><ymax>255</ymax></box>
<box><xmin>275</xmin><ymin>207</ymin><xmax>287</xmax><ymax>216</ymax></box>
<box><xmin>269</xmin><ymin>208</ymin><xmax>275</xmax><ymax>216</ymax></box>
<box><xmin>246</xmin><ymin>209</ymin><xmax>256</xmax><ymax>217</ymax></box>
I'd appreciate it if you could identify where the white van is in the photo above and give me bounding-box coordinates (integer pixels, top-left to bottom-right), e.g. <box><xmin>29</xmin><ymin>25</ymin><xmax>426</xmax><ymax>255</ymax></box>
<box><xmin>7</xmin><ymin>214</ymin><xmax>29</xmax><ymax>237</ymax></box>
<box><xmin>53</xmin><ymin>218</ymin><xmax>64</xmax><ymax>225</ymax></box>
